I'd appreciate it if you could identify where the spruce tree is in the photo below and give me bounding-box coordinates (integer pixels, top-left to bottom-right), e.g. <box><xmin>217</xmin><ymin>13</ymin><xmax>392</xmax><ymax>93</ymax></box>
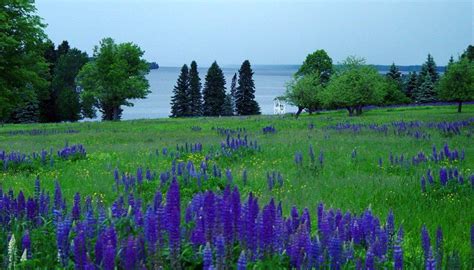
<box><xmin>188</xmin><ymin>61</ymin><xmax>203</xmax><ymax>116</ymax></box>
<box><xmin>202</xmin><ymin>62</ymin><xmax>226</xmax><ymax>116</ymax></box>
<box><xmin>386</xmin><ymin>63</ymin><xmax>402</xmax><ymax>83</ymax></box>
<box><xmin>418</xmin><ymin>54</ymin><xmax>439</xmax><ymax>85</ymax></box>
<box><xmin>415</xmin><ymin>73</ymin><xmax>437</xmax><ymax>103</ymax></box>
<box><xmin>222</xmin><ymin>93</ymin><xmax>234</xmax><ymax>116</ymax></box>
<box><xmin>230</xmin><ymin>73</ymin><xmax>237</xmax><ymax>115</ymax></box>
<box><xmin>170</xmin><ymin>64</ymin><xmax>190</xmax><ymax>117</ymax></box>
<box><xmin>404</xmin><ymin>72</ymin><xmax>418</xmax><ymax>101</ymax></box>
<box><xmin>235</xmin><ymin>60</ymin><xmax>261</xmax><ymax>115</ymax></box>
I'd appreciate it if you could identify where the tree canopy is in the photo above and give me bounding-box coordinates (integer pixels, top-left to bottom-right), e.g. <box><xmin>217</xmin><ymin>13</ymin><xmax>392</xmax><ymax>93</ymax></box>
<box><xmin>438</xmin><ymin>58</ymin><xmax>474</xmax><ymax>112</ymax></box>
<box><xmin>283</xmin><ymin>74</ymin><xmax>323</xmax><ymax>117</ymax></box>
<box><xmin>170</xmin><ymin>64</ymin><xmax>190</xmax><ymax>117</ymax></box>
<box><xmin>295</xmin><ymin>49</ymin><xmax>333</xmax><ymax>85</ymax></box>
<box><xmin>321</xmin><ymin>56</ymin><xmax>385</xmax><ymax>116</ymax></box>
<box><xmin>235</xmin><ymin>60</ymin><xmax>260</xmax><ymax>115</ymax></box>
<box><xmin>77</xmin><ymin>38</ymin><xmax>150</xmax><ymax>121</ymax></box>
<box><xmin>0</xmin><ymin>0</ymin><xmax>48</xmax><ymax>122</ymax></box>
<box><xmin>202</xmin><ymin>62</ymin><xmax>226</xmax><ymax>116</ymax></box>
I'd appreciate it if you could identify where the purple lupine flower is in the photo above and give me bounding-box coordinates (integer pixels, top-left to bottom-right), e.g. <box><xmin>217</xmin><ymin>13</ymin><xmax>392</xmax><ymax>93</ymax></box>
<box><xmin>262</xmin><ymin>199</ymin><xmax>276</xmax><ymax>251</ymax></box>
<box><xmin>365</xmin><ymin>249</ymin><xmax>375</xmax><ymax>270</ymax></box>
<box><xmin>387</xmin><ymin>210</ymin><xmax>395</xmax><ymax>238</ymax></box>
<box><xmin>393</xmin><ymin>244</ymin><xmax>403</xmax><ymax>270</ymax></box>
<box><xmin>378</xmin><ymin>157</ymin><xmax>383</xmax><ymax>168</ymax></box>
<box><xmin>427</xmin><ymin>169</ymin><xmax>434</xmax><ymax>184</ymax></box>
<box><xmin>103</xmin><ymin>241</ymin><xmax>115</xmax><ymax>270</ymax></box>
<box><xmin>123</xmin><ymin>237</ymin><xmax>137</xmax><ymax>270</ymax></box>
<box><xmin>435</xmin><ymin>226</ymin><xmax>443</xmax><ymax>269</ymax></box>
<box><xmin>421</xmin><ymin>176</ymin><xmax>426</xmax><ymax>193</ymax></box>
<box><xmin>225</xmin><ymin>169</ymin><xmax>233</xmax><ymax>185</ymax></box>
<box><xmin>74</xmin><ymin>229</ymin><xmax>87</xmax><ymax>270</ymax></box>
<box><xmin>54</xmin><ymin>180</ymin><xmax>63</xmax><ymax>211</ymax></box>
<box><xmin>136</xmin><ymin>167</ymin><xmax>143</xmax><ymax>185</ymax></box>
<box><xmin>21</xmin><ymin>230</ymin><xmax>31</xmax><ymax>259</ymax></box>
<box><xmin>57</xmin><ymin>218</ymin><xmax>72</xmax><ymax>266</ymax></box>
<box><xmin>329</xmin><ymin>234</ymin><xmax>342</xmax><ymax>269</ymax></box>
<box><xmin>144</xmin><ymin>207</ymin><xmax>158</xmax><ymax>252</ymax></box>
<box><xmin>203</xmin><ymin>191</ymin><xmax>216</xmax><ymax>242</ymax></box>
<box><xmin>202</xmin><ymin>243</ymin><xmax>213</xmax><ymax>270</ymax></box>
<box><xmin>237</xmin><ymin>251</ymin><xmax>247</xmax><ymax>270</ymax></box>
<box><xmin>95</xmin><ymin>233</ymin><xmax>104</xmax><ymax>266</ymax></box>
<box><xmin>421</xmin><ymin>225</ymin><xmax>431</xmax><ymax>260</ymax></box>
<box><xmin>72</xmin><ymin>192</ymin><xmax>81</xmax><ymax>221</ymax></box>
<box><xmin>439</xmin><ymin>168</ymin><xmax>448</xmax><ymax>186</ymax></box>
<box><xmin>231</xmin><ymin>187</ymin><xmax>241</xmax><ymax>242</ymax></box>
<box><xmin>426</xmin><ymin>248</ymin><xmax>436</xmax><ymax>270</ymax></box>
<box><xmin>166</xmin><ymin>178</ymin><xmax>181</xmax><ymax>261</ymax></box>
<box><xmin>214</xmin><ymin>235</ymin><xmax>225</xmax><ymax>268</ymax></box>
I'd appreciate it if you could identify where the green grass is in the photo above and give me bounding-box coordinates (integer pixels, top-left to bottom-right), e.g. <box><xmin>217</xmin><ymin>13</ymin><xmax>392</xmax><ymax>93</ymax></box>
<box><xmin>1</xmin><ymin>104</ymin><xmax>473</xmax><ymax>261</ymax></box>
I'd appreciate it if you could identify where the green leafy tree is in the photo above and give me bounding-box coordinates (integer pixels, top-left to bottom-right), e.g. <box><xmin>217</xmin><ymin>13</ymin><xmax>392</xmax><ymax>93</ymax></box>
<box><xmin>295</xmin><ymin>49</ymin><xmax>333</xmax><ymax>85</ymax></box>
<box><xmin>188</xmin><ymin>61</ymin><xmax>203</xmax><ymax>116</ymax></box>
<box><xmin>321</xmin><ymin>56</ymin><xmax>385</xmax><ymax>116</ymax></box>
<box><xmin>235</xmin><ymin>60</ymin><xmax>260</xmax><ymax>115</ymax></box>
<box><xmin>438</xmin><ymin>58</ymin><xmax>474</xmax><ymax>112</ymax></box>
<box><xmin>77</xmin><ymin>38</ymin><xmax>150</xmax><ymax>121</ymax></box>
<box><xmin>170</xmin><ymin>64</ymin><xmax>190</xmax><ymax>117</ymax></box>
<box><xmin>283</xmin><ymin>74</ymin><xmax>323</xmax><ymax>118</ymax></box>
<box><xmin>54</xmin><ymin>48</ymin><xmax>89</xmax><ymax>122</ymax></box>
<box><xmin>202</xmin><ymin>62</ymin><xmax>226</xmax><ymax>116</ymax></box>
<box><xmin>0</xmin><ymin>0</ymin><xmax>48</xmax><ymax>123</ymax></box>
<box><xmin>383</xmin><ymin>78</ymin><xmax>410</xmax><ymax>105</ymax></box>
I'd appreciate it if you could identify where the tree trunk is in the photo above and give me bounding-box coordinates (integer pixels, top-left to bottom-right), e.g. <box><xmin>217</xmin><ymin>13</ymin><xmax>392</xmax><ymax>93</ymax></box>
<box><xmin>458</xmin><ymin>101</ymin><xmax>462</xmax><ymax>113</ymax></box>
<box><xmin>347</xmin><ymin>107</ymin><xmax>354</xmax><ymax>116</ymax></box>
<box><xmin>295</xmin><ymin>106</ymin><xmax>304</xmax><ymax>119</ymax></box>
<box><xmin>112</xmin><ymin>106</ymin><xmax>120</xmax><ymax>121</ymax></box>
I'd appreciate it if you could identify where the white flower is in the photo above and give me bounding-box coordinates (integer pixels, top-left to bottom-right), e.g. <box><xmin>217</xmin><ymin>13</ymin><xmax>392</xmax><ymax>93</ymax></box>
<box><xmin>8</xmin><ymin>234</ymin><xmax>16</xmax><ymax>270</ymax></box>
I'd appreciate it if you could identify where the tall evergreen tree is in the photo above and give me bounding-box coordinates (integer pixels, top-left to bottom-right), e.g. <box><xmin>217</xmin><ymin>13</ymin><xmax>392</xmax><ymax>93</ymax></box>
<box><xmin>222</xmin><ymin>93</ymin><xmax>234</xmax><ymax>116</ymax></box>
<box><xmin>230</xmin><ymin>73</ymin><xmax>237</xmax><ymax>115</ymax></box>
<box><xmin>235</xmin><ymin>60</ymin><xmax>260</xmax><ymax>115</ymax></box>
<box><xmin>415</xmin><ymin>73</ymin><xmax>437</xmax><ymax>103</ymax></box>
<box><xmin>202</xmin><ymin>62</ymin><xmax>226</xmax><ymax>116</ymax></box>
<box><xmin>461</xmin><ymin>45</ymin><xmax>474</xmax><ymax>61</ymax></box>
<box><xmin>404</xmin><ymin>72</ymin><xmax>418</xmax><ymax>101</ymax></box>
<box><xmin>386</xmin><ymin>63</ymin><xmax>402</xmax><ymax>83</ymax></box>
<box><xmin>418</xmin><ymin>53</ymin><xmax>439</xmax><ymax>85</ymax></box>
<box><xmin>170</xmin><ymin>64</ymin><xmax>190</xmax><ymax>117</ymax></box>
<box><xmin>188</xmin><ymin>61</ymin><xmax>203</xmax><ymax>116</ymax></box>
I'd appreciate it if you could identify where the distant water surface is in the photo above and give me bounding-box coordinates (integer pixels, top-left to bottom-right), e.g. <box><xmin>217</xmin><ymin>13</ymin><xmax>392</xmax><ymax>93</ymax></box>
<box><xmin>121</xmin><ymin>65</ymin><xmax>298</xmax><ymax>120</ymax></box>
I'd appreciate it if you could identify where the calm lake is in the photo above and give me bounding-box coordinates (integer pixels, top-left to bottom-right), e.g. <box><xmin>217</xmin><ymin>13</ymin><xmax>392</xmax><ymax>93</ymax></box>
<box><xmin>121</xmin><ymin>65</ymin><xmax>299</xmax><ymax>120</ymax></box>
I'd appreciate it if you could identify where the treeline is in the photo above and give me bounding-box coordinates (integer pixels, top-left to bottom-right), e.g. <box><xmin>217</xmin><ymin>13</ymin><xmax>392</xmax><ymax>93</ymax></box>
<box><xmin>170</xmin><ymin>60</ymin><xmax>260</xmax><ymax>117</ymax></box>
<box><xmin>283</xmin><ymin>46</ymin><xmax>474</xmax><ymax>117</ymax></box>
<box><xmin>1</xmin><ymin>1</ymin><xmax>151</xmax><ymax>123</ymax></box>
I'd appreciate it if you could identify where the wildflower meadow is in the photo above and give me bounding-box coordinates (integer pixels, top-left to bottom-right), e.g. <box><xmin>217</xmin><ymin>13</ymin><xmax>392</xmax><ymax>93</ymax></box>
<box><xmin>0</xmin><ymin>105</ymin><xmax>473</xmax><ymax>269</ymax></box>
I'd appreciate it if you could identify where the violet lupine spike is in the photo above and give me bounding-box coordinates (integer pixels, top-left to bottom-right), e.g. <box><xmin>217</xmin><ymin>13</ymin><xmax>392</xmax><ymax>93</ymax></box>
<box><xmin>421</xmin><ymin>176</ymin><xmax>427</xmax><ymax>193</ymax></box>
<box><xmin>72</xmin><ymin>192</ymin><xmax>81</xmax><ymax>221</ymax></box>
<box><xmin>393</xmin><ymin>244</ymin><xmax>403</xmax><ymax>270</ymax></box>
<box><xmin>74</xmin><ymin>229</ymin><xmax>87</xmax><ymax>270</ymax></box>
<box><xmin>329</xmin><ymin>234</ymin><xmax>342</xmax><ymax>269</ymax></box>
<box><xmin>21</xmin><ymin>230</ymin><xmax>31</xmax><ymax>259</ymax></box>
<box><xmin>203</xmin><ymin>242</ymin><xmax>213</xmax><ymax>270</ymax></box>
<box><xmin>439</xmin><ymin>168</ymin><xmax>448</xmax><ymax>186</ymax></box>
<box><xmin>166</xmin><ymin>178</ymin><xmax>181</xmax><ymax>261</ymax></box>
<box><xmin>103</xmin><ymin>241</ymin><xmax>115</xmax><ymax>270</ymax></box>
<box><xmin>435</xmin><ymin>226</ymin><xmax>443</xmax><ymax>269</ymax></box>
<box><xmin>123</xmin><ymin>237</ymin><xmax>137</xmax><ymax>270</ymax></box>
<box><xmin>365</xmin><ymin>249</ymin><xmax>375</xmax><ymax>270</ymax></box>
<box><xmin>262</xmin><ymin>198</ymin><xmax>276</xmax><ymax>251</ymax></box>
<box><xmin>426</xmin><ymin>248</ymin><xmax>436</xmax><ymax>270</ymax></box>
<box><xmin>421</xmin><ymin>225</ymin><xmax>431</xmax><ymax>260</ymax></box>
<box><xmin>144</xmin><ymin>206</ymin><xmax>158</xmax><ymax>252</ymax></box>
<box><xmin>237</xmin><ymin>251</ymin><xmax>247</xmax><ymax>270</ymax></box>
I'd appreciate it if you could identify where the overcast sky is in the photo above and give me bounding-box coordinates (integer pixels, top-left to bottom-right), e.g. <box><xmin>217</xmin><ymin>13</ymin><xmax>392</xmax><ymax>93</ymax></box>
<box><xmin>36</xmin><ymin>0</ymin><xmax>473</xmax><ymax>66</ymax></box>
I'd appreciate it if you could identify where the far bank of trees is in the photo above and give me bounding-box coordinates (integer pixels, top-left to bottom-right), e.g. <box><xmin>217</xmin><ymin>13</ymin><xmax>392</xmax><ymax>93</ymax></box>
<box><xmin>284</xmin><ymin>46</ymin><xmax>474</xmax><ymax>117</ymax></box>
<box><xmin>170</xmin><ymin>60</ymin><xmax>260</xmax><ymax>117</ymax></box>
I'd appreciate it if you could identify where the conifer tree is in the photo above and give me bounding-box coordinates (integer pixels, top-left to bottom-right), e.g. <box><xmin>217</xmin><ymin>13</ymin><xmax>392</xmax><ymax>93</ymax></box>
<box><xmin>170</xmin><ymin>64</ymin><xmax>190</xmax><ymax>117</ymax></box>
<box><xmin>222</xmin><ymin>93</ymin><xmax>234</xmax><ymax>116</ymax></box>
<box><xmin>235</xmin><ymin>60</ymin><xmax>260</xmax><ymax>115</ymax></box>
<box><xmin>386</xmin><ymin>63</ymin><xmax>402</xmax><ymax>83</ymax></box>
<box><xmin>415</xmin><ymin>73</ymin><xmax>437</xmax><ymax>103</ymax></box>
<box><xmin>404</xmin><ymin>72</ymin><xmax>418</xmax><ymax>101</ymax></box>
<box><xmin>230</xmin><ymin>73</ymin><xmax>237</xmax><ymax>115</ymax></box>
<box><xmin>418</xmin><ymin>54</ymin><xmax>439</xmax><ymax>85</ymax></box>
<box><xmin>202</xmin><ymin>62</ymin><xmax>226</xmax><ymax>116</ymax></box>
<box><xmin>188</xmin><ymin>61</ymin><xmax>203</xmax><ymax>116</ymax></box>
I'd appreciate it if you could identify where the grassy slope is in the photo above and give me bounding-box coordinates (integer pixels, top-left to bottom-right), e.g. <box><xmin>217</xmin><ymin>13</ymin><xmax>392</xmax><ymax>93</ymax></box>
<box><xmin>0</xmin><ymin>104</ymin><xmax>473</xmax><ymax>261</ymax></box>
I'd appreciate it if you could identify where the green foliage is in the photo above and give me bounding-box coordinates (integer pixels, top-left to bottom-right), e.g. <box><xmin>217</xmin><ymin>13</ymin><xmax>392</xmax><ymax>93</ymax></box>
<box><xmin>203</xmin><ymin>61</ymin><xmax>226</xmax><ymax>116</ymax></box>
<box><xmin>461</xmin><ymin>45</ymin><xmax>474</xmax><ymax>62</ymax></box>
<box><xmin>295</xmin><ymin>49</ymin><xmax>333</xmax><ymax>85</ymax></box>
<box><xmin>0</xmin><ymin>0</ymin><xmax>49</xmax><ymax>122</ymax></box>
<box><xmin>170</xmin><ymin>64</ymin><xmax>190</xmax><ymax>117</ymax></box>
<box><xmin>438</xmin><ymin>58</ymin><xmax>474</xmax><ymax>112</ymax></box>
<box><xmin>404</xmin><ymin>72</ymin><xmax>418</xmax><ymax>101</ymax></box>
<box><xmin>415</xmin><ymin>73</ymin><xmax>437</xmax><ymax>103</ymax></box>
<box><xmin>188</xmin><ymin>61</ymin><xmax>203</xmax><ymax>116</ymax></box>
<box><xmin>53</xmin><ymin>48</ymin><xmax>89</xmax><ymax>122</ymax></box>
<box><xmin>383</xmin><ymin>78</ymin><xmax>410</xmax><ymax>105</ymax></box>
<box><xmin>283</xmin><ymin>74</ymin><xmax>322</xmax><ymax>112</ymax></box>
<box><xmin>222</xmin><ymin>94</ymin><xmax>234</xmax><ymax>116</ymax></box>
<box><xmin>77</xmin><ymin>38</ymin><xmax>150</xmax><ymax>121</ymax></box>
<box><xmin>235</xmin><ymin>60</ymin><xmax>260</xmax><ymax>115</ymax></box>
<box><xmin>230</xmin><ymin>73</ymin><xmax>237</xmax><ymax>115</ymax></box>
<box><xmin>321</xmin><ymin>56</ymin><xmax>385</xmax><ymax>115</ymax></box>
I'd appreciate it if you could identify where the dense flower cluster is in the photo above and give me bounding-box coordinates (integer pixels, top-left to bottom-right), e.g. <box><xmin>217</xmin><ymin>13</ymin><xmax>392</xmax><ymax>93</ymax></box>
<box><xmin>176</xmin><ymin>142</ymin><xmax>203</xmax><ymax>153</ymax></box>
<box><xmin>57</xmin><ymin>144</ymin><xmax>87</xmax><ymax>160</ymax></box>
<box><xmin>220</xmin><ymin>134</ymin><xmax>260</xmax><ymax>156</ymax></box>
<box><xmin>420</xmin><ymin>167</ymin><xmax>474</xmax><ymax>192</ymax></box>
<box><xmin>4</xmin><ymin>128</ymin><xmax>80</xmax><ymax>136</ymax></box>
<box><xmin>262</xmin><ymin>125</ymin><xmax>276</xmax><ymax>134</ymax></box>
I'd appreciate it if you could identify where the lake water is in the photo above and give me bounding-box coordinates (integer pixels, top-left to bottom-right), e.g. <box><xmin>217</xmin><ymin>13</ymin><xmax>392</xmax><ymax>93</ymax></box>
<box><xmin>121</xmin><ymin>65</ymin><xmax>298</xmax><ymax>120</ymax></box>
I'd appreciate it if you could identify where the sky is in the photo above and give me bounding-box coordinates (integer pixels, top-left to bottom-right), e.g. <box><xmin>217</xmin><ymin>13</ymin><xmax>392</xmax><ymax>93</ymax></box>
<box><xmin>36</xmin><ymin>0</ymin><xmax>473</xmax><ymax>66</ymax></box>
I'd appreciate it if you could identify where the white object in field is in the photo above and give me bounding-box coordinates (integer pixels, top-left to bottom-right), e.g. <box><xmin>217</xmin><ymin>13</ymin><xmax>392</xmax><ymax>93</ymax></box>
<box><xmin>273</xmin><ymin>99</ymin><xmax>286</xmax><ymax>115</ymax></box>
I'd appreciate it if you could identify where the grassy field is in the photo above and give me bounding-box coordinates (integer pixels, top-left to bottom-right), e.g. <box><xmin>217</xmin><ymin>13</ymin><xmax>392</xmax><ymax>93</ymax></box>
<box><xmin>1</xmin><ymin>104</ymin><xmax>473</xmax><ymax>267</ymax></box>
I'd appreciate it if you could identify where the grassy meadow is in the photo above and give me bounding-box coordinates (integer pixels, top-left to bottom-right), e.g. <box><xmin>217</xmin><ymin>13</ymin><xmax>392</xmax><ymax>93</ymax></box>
<box><xmin>0</xmin><ymin>104</ymin><xmax>473</xmax><ymax>268</ymax></box>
